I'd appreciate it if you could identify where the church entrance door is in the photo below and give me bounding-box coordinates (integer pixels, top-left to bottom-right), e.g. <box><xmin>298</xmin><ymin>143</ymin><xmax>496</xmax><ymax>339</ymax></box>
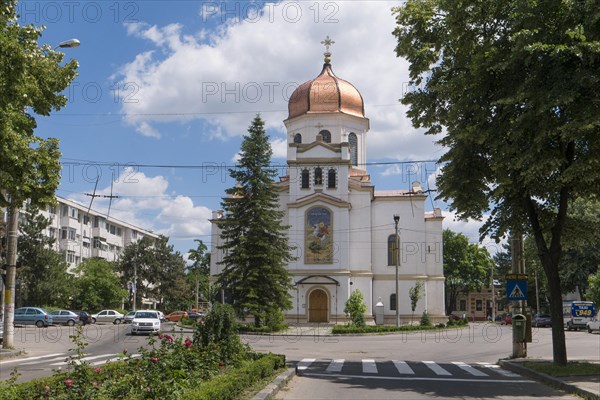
<box><xmin>308</xmin><ymin>289</ymin><xmax>328</xmax><ymax>322</ymax></box>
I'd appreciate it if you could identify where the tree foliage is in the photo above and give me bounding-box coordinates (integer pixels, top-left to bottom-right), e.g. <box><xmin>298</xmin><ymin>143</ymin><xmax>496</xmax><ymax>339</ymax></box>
<box><xmin>71</xmin><ymin>259</ymin><xmax>126</xmax><ymax>311</ymax></box>
<box><xmin>216</xmin><ymin>115</ymin><xmax>295</xmax><ymax>327</ymax></box>
<box><xmin>344</xmin><ymin>289</ymin><xmax>367</xmax><ymax>327</ymax></box>
<box><xmin>409</xmin><ymin>281</ymin><xmax>424</xmax><ymax>323</ymax></box>
<box><xmin>187</xmin><ymin>239</ymin><xmax>211</xmax><ymax>304</ymax></box>
<box><xmin>393</xmin><ymin>0</ymin><xmax>599</xmax><ymax>365</ymax></box>
<box><xmin>443</xmin><ymin>229</ymin><xmax>492</xmax><ymax>315</ymax></box>
<box><xmin>119</xmin><ymin>235</ymin><xmax>189</xmax><ymax>311</ymax></box>
<box><xmin>1</xmin><ymin>0</ymin><xmax>77</xmax><ymax>348</ymax></box>
<box><xmin>17</xmin><ymin>206</ymin><xmax>73</xmax><ymax>307</ymax></box>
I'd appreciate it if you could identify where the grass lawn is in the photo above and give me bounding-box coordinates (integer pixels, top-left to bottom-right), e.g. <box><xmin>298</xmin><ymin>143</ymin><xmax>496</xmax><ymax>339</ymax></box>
<box><xmin>523</xmin><ymin>361</ymin><xmax>600</xmax><ymax>377</ymax></box>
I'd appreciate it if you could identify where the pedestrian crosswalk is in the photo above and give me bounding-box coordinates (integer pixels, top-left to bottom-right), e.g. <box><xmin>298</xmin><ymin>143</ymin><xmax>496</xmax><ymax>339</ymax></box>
<box><xmin>295</xmin><ymin>358</ymin><xmax>523</xmax><ymax>381</ymax></box>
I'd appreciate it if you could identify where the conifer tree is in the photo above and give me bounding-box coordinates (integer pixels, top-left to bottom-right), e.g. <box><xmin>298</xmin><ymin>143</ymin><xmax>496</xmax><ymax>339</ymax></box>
<box><xmin>216</xmin><ymin>115</ymin><xmax>295</xmax><ymax>327</ymax></box>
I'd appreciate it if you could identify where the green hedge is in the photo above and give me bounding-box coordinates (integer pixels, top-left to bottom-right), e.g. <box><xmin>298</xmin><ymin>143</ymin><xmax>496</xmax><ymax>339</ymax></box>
<box><xmin>331</xmin><ymin>324</ymin><xmax>465</xmax><ymax>334</ymax></box>
<box><xmin>180</xmin><ymin>353</ymin><xmax>286</xmax><ymax>400</ymax></box>
<box><xmin>237</xmin><ymin>324</ymin><xmax>288</xmax><ymax>334</ymax></box>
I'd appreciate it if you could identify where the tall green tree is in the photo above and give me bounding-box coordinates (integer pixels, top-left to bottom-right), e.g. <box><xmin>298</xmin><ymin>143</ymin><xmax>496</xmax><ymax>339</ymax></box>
<box><xmin>119</xmin><ymin>235</ymin><xmax>190</xmax><ymax>311</ymax></box>
<box><xmin>17</xmin><ymin>206</ymin><xmax>73</xmax><ymax>307</ymax></box>
<box><xmin>187</xmin><ymin>239</ymin><xmax>211</xmax><ymax>308</ymax></box>
<box><xmin>1</xmin><ymin>0</ymin><xmax>78</xmax><ymax>348</ymax></box>
<box><xmin>443</xmin><ymin>229</ymin><xmax>492</xmax><ymax>315</ymax></box>
<box><xmin>216</xmin><ymin>115</ymin><xmax>295</xmax><ymax>327</ymax></box>
<box><xmin>71</xmin><ymin>259</ymin><xmax>126</xmax><ymax>312</ymax></box>
<box><xmin>393</xmin><ymin>0</ymin><xmax>600</xmax><ymax>365</ymax></box>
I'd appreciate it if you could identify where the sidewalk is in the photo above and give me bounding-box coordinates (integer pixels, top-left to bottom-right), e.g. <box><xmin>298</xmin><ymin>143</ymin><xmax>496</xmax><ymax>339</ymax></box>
<box><xmin>499</xmin><ymin>359</ymin><xmax>600</xmax><ymax>400</ymax></box>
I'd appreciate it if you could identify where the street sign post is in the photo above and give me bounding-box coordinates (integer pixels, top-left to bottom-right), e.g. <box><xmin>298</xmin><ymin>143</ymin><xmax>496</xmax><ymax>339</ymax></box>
<box><xmin>506</xmin><ymin>274</ymin><xmax>528</xmax><ymax>301</ymax></box>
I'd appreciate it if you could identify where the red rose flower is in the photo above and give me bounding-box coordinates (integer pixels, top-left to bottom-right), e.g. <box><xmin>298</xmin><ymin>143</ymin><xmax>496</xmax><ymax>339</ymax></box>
<box><xmin>64</xmin><ymin>379</ymin><xmax>73</xmax><ymax>388</ymax></box>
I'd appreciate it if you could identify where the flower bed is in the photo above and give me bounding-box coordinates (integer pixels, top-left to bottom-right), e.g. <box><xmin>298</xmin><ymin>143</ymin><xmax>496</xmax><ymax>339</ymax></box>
<box><xmin>0</xmin><ymin>304</ymin><xmax>286</xmax><ymax>400</ymax></box>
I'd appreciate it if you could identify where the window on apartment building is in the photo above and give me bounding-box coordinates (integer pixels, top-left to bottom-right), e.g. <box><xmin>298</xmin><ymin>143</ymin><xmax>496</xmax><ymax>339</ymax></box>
<box><xmin>61</xmin><ymin>229</ymin><xmax>67</xmax><ymax>240</ymax></box>
<box><xmin>132</xmin><ymin>230</ymin><xmax>138</xmax><ymax>239</ymax></box>
<box><xmin>62</xmin><ymin>205</ymin><xmax>69</xmax><ymax>216</ymax></box>
<box><xmin>110</xmin><ymin>225</ymin><xmax>116</xmax><ymax>235</ymax></box>
<box><xmin>66</xmin><ymin>251</ymin><xmax>76</xmax><ymax>263</ymax></box>
<box><xmin>83</xmin><ymin>242</ymin><xmax>90</xmax><ymax>248</ymax></box>
<box><xmin>94</xmin><ymin>216</ymin><xmax>99</xmax><ymax>228</ymax></box>
<box><xmin>116</xmin><ymin>227</ymin><xmax>122</xmax><ymax>236</ymax></box>
<box><xmin>476</xmin><ymin>300</ymin><xmax>483</xmax><ymax>311</ymax></box>
<box><xmin>83</xmin><ymin>215</ymin><xmax>90</xmax><ymax>225</ymax></box>
<box><xmin>68</xmin><ymin>229</ymin><xmax>76</xmax><ymax>241</ymax></box>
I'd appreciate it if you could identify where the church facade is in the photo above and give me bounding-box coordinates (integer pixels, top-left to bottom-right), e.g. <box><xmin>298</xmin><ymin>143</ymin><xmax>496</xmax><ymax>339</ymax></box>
<box><xmin>210</xmin><ymin>47</ymin><xmax>445</xmax><ymax>324</ymax></box>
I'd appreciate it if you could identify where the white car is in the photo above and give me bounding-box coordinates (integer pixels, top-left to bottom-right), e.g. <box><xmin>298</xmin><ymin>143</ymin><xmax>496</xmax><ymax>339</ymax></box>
<box><xmin>586</xmin><ymin>317</ymin><xmax>600</xmax><ymax>333</ymax></box>
<box><xmin>91</xmin><ymin>310</ymin><xmax>124</xmax><ymax>324</ymax></box>
<box><xmin>130</xmin><ymin>310</ymin><xmax>161</xmax><ymax>335</ymax></box>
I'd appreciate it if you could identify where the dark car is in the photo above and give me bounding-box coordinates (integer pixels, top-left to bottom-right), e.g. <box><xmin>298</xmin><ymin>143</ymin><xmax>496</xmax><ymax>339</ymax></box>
<box><xmin>533</xmin><ymin>313</ymin><xmax>552</xmax><ymax>327</ymax></box>
<box><xmin>72</xmin><ymin>311</ymin><xmax>92</xmax><ymax>325</ymax></box>
<box><xmin>187</xmin><ymin>311</ymin><xmax>205</xmax><ymax>322</ymax></box>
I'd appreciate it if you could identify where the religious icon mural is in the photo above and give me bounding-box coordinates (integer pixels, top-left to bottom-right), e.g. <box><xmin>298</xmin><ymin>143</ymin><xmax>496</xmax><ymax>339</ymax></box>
<box><xmin>305</xmin><ymin>207</ymin><xmax>333</xmax><ymax>263</ymax></box>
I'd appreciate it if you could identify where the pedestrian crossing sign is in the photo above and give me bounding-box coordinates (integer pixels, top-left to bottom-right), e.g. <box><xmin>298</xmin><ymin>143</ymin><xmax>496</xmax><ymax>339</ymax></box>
<box><xmin>506</xmin><ymin>278</ymin><xmax>528</xmax><ymax>300</ymax></box>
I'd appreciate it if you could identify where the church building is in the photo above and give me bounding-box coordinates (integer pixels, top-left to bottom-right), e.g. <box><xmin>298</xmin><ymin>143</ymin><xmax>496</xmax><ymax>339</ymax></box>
<box><xmin>210</xmin><ymin>40</ymin><xmax>445</xmax><ymax>324</ymax></box>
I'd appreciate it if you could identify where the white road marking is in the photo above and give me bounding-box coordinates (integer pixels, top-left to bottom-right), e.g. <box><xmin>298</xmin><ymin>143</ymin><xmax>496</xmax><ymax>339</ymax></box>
<box><xmin>362</xmin><ymin>359</ymin><xmax>378</xmax><ymax>374</ymax></box>
<box><xmin>326</xmin><ymin>359</ymin><xmax>344</xmax><ymax>373</ymax></box>
<box><xmin>297</xmin><ymin>358</ymin><xmax>316</xmax><ymax>371</ymax></box>
<box><xmin>0</xmin><ymin>353</ymin><xmax>65</xmax><ymax>365</ymax></box>
<box><xmin>393</xmin><ymin>360</ymin><xmax>415</xmax><ymax>375</ymax></box>
<box><xmin>423</xmin><ymin>361</ymin><xmax>451</xmax><ymax>375</ymax></box>
<box><xmin>452</xmin><ymin>361</ymin><xmax>488</xmax><ymax>376</ymax></box>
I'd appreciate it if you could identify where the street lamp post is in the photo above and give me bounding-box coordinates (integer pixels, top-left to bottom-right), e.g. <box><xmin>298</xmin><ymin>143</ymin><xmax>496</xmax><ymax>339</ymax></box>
<box><xmin>394</xmin><ymin>214</ymin><xmax>400</xmax><ymax>327</ymax></box>
<box><xmin>54</xmin><ymin>38</ymin><xmax>80</xmax><ymax>50</ymax></box>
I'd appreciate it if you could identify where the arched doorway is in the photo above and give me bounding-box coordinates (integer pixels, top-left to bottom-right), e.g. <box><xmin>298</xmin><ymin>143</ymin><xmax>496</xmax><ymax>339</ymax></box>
<box><xmin>308</xmin><ymin>289</ymin><xmax>328</xmax><ymax>322</ymax></box>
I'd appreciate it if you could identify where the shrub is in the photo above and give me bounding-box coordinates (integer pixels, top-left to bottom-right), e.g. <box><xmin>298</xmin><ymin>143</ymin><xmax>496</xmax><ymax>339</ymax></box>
<box><xmin>344</xmin><ymin>290</ymin><xmax>367</xmax><ymax>327</ymax></box>
<box><xmin>193</xmin><ymin>303</ymin><xmax>249</xmax><ymax>365</ymax></box>
<box><xmin>420</xmin><ymin>311</ymin><xmax>432</xmax><ymax>327</ymax></box>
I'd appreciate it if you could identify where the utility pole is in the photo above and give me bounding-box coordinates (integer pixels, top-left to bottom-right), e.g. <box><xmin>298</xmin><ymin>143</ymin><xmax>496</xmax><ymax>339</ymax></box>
<box><xmin>394</xmin><ymin>215</ymin><xmax>400</xmax><ymax>327</ymax></box>
<box><xmin>511</xmin><ymin>233</ymin><xmax>527</xmax><ymax>358</ymax></box>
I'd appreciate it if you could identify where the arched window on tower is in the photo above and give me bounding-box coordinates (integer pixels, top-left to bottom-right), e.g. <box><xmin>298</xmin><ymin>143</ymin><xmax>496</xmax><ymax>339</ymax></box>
<box><xmin>390</xmin><ymin>293</ymin><xmax>397</xmax><ymax>311</ymax></box>
<box><xmin>348</xmin><ymin>132</ymin><xmax>358</xmax><ymax>166</ymax></box>
<box><xmin>314</xmin><ymin>167</ymin><xmax>323</xmax><ymax>185</ymax></box>
<box><xmin>301</xmin><ymin>169</ymin><xmax>309</xmax><ymax>189</ymax></box>
<box><xmin>327</xmin><ymin>169</ymin><xmax>336</xmax><ymax>189</ymax></box>
<box><xmin>388</xmin><ymin>234</ymin><xmax>398</xmax><ymax>266</ymax></box>
<box><xmin>293</xmin><ymin>133</ymin><xmax>302</xmax><ymax>144</ymax></box>
<box><xmin>319</xmin><ymin>130</ymin><xmax>331</xmax><ymax>143</ymax></box>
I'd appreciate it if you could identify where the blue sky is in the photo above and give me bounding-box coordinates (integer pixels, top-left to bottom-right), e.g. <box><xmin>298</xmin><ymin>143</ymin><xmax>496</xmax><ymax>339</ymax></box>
<box><xmin>19</xmin><ymin>0</ymin><xmax>497</xmax><ymax>258</ymax></box>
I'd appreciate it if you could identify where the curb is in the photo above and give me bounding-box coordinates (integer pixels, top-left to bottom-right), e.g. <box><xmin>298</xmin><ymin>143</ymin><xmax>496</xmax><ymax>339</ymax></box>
<box><xmin>499</xmin><ymin>360</ymin><xmax>599</xmax><ymax>400</ymax></box>
<box><xmin>0</xmin><ymin>349</ymin><xmax>23</xmax><ymax>360</ymax></box>
<box><xmin>251</xmin><ymin>367</ymin><xmax>296</xmax><ymax>400</ymax></box>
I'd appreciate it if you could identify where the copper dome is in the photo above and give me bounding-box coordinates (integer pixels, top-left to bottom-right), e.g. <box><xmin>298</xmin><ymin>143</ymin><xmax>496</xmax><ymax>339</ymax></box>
<box><xmin>287</xmin><ymin>63</ymin><xmax>365</xmax><ymax>120</ymax></box>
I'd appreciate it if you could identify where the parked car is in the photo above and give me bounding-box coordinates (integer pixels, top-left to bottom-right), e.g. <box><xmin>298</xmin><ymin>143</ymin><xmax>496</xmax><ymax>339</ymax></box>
<box><xmin>14</xmin><ymin>307</ymin><xmax>53</xmax><ymax>327</ymax></box>
<box><xmin>186</xmin><ymin>311</ymin><xmax>205</xmax><ymax>321</ymax></box>
<box><xmin>533</xmin><ymin>313</ymin><xmax>552</xmax><ymax>327</ymax></box>
<box><xmin>0</xmin><ymin>318</ymin><xmax>3</xmax><ymax>343</ymax></box>
<box><xmin>165</xmin><ymin>311</ymin><xmax>188</xmax><ymax>322</ymax></box>
<box><xmin>72</xmin><ymin>311</ymin><xmax>92</xmax><ymax>325</ymax></box>
<box><xmin>130</xmin><ymin>310</ymin><xmax>161</xmax><ymax>335</ymax></box>
<box><xmin>91</xmin><ymin>310</ymin><xmax>124</xmax><ymax>324</ymax></box>
<box><xmin>500</xmin><ymin>313</ymin><xmax>512</xmax><ymax>325</ymax></box>
<box><xmin>586</xmin><ymin>317</ymin><xmax>600</xmax><ymax>333</ymax></box>
<box><xmin>49</xmin><ymin>310</ymin><xmax>80</xmax><ymax>326</ymax></box>
<box><xmin>123</xmin><ymin>311</ymin><xmax>136</xmax><ymax>324</ymax></box>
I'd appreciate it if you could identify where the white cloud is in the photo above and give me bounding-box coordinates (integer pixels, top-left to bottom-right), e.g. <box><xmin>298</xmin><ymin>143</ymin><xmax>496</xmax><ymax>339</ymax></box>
<box><xmin>68</xmin><ymin>167</ymin><xmax>212</xmax><ymax>241</ymax></box>
<box><xmin>115</xmin><ymin>1</ymin><xmax>440</xmax><ymax>160</ymax></box>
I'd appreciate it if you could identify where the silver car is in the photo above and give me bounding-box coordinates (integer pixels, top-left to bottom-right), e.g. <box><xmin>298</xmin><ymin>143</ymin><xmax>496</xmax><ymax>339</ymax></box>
<box><xmin>14</xmin><ymin>307</ymin><xmax>53</xmax><ymax>327</ymax></box>
<box><xmin>91</xmin><ymin>310</ymin><xmax>124</xmax><ymax>324</ymax></box>
<box><xmin>49</xmin><ymin>310</ymin><xmax>80</xmax><ymax>326</ymax></box>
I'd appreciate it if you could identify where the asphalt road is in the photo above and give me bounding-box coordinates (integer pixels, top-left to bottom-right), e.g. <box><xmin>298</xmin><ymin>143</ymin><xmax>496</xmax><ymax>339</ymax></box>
<box><xmin>1</xmin><ymin>323</ymin><xmax>598</xmax><ymax>399</ymax></box>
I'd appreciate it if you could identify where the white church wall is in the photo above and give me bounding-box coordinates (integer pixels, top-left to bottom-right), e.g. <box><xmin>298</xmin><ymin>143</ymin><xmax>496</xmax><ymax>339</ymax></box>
<box><xmin>348</xmin><ymin>189</ymin><xmax>373</xmax><ymax>271</ymax></box>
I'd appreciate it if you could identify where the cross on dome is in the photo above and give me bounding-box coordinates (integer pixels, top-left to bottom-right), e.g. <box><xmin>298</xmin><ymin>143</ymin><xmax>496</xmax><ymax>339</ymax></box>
<box><xmin>321</xmin><ymin>35</ymin><xmax>335</xmax><ymax>64</ymax></box>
